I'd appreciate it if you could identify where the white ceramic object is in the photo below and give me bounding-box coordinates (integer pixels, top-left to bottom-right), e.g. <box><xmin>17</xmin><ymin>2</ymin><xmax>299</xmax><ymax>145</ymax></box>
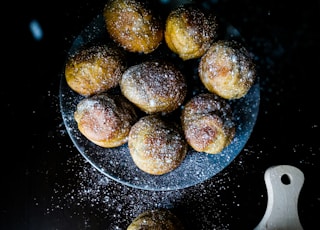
<box><xmin>254</xmin><ymin>165</ymin><xmax>304</xmax><ymax>230</ymax></box>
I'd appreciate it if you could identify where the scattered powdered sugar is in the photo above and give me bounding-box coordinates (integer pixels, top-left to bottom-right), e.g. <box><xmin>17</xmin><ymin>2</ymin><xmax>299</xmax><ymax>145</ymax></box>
<box><xmin>46</xmin><ymin>152</ymin><xmax>183</xmax><ymax>227</ymax></box>
<box><xmin>46</xmin><ymin>147</ymin><xmax>246</xmax><ymax>229</ymax></box>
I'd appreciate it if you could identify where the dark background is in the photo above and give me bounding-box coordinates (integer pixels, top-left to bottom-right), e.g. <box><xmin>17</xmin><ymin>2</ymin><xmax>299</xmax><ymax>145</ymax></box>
<box><xmin>2</xmin><ymin>0</ymin><xmax>319</xmax><ymax>229</ymax></box>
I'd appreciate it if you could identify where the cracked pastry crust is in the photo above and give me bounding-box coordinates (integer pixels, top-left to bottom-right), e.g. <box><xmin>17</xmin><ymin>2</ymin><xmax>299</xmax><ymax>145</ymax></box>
<box><xmin>65</xmin><ymin>44</ymin><xmax>126</xmax><ymax>96</ymax></box>
<box><xmin>181</xmin><ymin>93</ymin><xmax>235</xmax><ymax>154</ymax></box>
<box><xmin>128</xmin><ymin>115</ymin><xmax>187</xmax><ymax>175</ymax></box>
<box><xmin>103</xmin><ymin>0</ymin><xmax>164</xmax><ymax>54</ymax></box>
<box><xmin>199</xmin><ymin>40</ymin><xmax>256</xmax><ymax>99</ymax></box>
<box><xmin>164</xmin><ymin>4</ymin><xmax>218</xmax><ymax>60</ymax></box>
<box><xmin>74</xmin><ymin>92</ymin><xmax>139</xmax><ymax>148</ymax></box>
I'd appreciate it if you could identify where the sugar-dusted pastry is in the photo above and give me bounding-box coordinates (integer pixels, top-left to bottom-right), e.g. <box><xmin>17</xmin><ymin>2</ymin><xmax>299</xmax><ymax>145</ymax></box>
<box><xmin>120</xmin><ymin>60</ymin><xmax>187</xmax><ymax>114</ymax></box>
<box><xmin>164</xmin><ymin>4</ymin><xmax>218</xmax><ymax>60</ymax></box>
<box><xmin>127</xmin><ymin>209</ymin><xmax>185</xmax><ymax>230</ymax></box>
<box><xmin>198</xmin><ymin>40</ymin><xmax>256</xmax><ymax>99</ymax></box>
<box><xmin>128</xmin><ymin>115</ymin><xmax>188</xmax><ymax>175</ymax></box>
<box><xmin>65</xmin><ymin>43</ymin><xmax>126</xmax><ymax>96</ymax></box>
<box><xmin>103</xmin><ymin>0</ymin><xmax>164</xmax><ymax>54</ymax></box>
<box><xmin>74</xmin><ymin>92</ymin><xmax>139</xmax><ymax>148</ymax></box>
<box><xmin>181</xmin><ymin>93</ymin><xmax>235</xmax><ymax>154</ymax></box>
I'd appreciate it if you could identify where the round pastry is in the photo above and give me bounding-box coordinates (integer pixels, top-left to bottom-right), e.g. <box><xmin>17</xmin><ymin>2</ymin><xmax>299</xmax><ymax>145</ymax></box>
<box><xmin>65</xmin><ymin>43</ymin><xmax>126</xmax><ymax>96</ymax></box>
<box><xmin>164</xmin><ymin>4</ymin><xmax>218</xmax><ymax>60</ymax></box>
<box><xmin>74</xmin><ymin>92</ymin><xmax>139</xmax><ymax>148</ymax></box>
<box><xmin>198</xmin><ymin>39</ymin><xmax>256</xmax><ymax>99</ymax></box>
<box><xmin>103</xmin><ymin>0</ymin><xmax>164</xmax><ymax>54</ymax></box>
<box><xmin>181</xmin><ymin>93</ymin><xmax>235</xmax><ymax>154</ymax></box>
<box><xmin>120</xmin><ymin>60</ymin><xmax>187</xmax><ymax>114</ymax></box>
<box><xmin>127</xmin><ymin>209</ymin><xmax>185</xmax><ymax>230</ymax></box>
<box><xmin>128</xmin><ymin>114</ymin><xmax>187</xmax><ymax>175</ymax></box>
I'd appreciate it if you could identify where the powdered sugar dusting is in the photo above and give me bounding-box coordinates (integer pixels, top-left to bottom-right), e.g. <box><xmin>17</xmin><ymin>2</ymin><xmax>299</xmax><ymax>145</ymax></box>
<box><xmin>120</xmin><ymin>61</ymin><xmax>187</xmax><ymax>114</ymax></box>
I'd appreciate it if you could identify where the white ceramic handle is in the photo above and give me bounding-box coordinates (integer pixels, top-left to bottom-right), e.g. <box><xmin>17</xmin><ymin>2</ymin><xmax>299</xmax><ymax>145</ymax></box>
<box><xmin>254</xmin><ymin>165</ymin><xmax>304</xmax><ymax>230</ymax></box>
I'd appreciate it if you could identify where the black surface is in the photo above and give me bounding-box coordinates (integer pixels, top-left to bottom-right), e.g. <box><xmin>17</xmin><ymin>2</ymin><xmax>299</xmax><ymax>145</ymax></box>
<box><xmin>2</xmin><ymin>0</ymin><xmax>320</xmax><ymax>229</ymax></box>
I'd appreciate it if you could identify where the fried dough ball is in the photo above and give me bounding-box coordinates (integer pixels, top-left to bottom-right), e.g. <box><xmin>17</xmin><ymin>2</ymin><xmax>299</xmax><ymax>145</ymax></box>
<box><xmin>120</xmin><ymin>60</ymin><xmax>187</xmax><ymax>114</ymax></box>
<box><xmin>65</xmin><ymin>43</ymin><xmax>126</xmax><ymax>96</ymax></box>
<box><xmin>128</xmin><ymin>115</ymin><xmax>188</xmax><ymax>175</ymax></box>
<box><xmin>127</xmin><ymin>209</ymin><xmax>185</xmax><ymax>230</ymax></box>
<box><xmin>74</xmin><ymin>92</ymin><xmax>139</xmax><ymax>148</ymax></box>
<box><xmin>181</xmin><ymin>93</ymin><xmax>235</xmax><ymax>154</ymax></box>
<box><xmin>103</xmin><ymin>0</ymin><xmax>164</xmax><ymax>54</ymax></box>
<box><xmin>164</xmin><ymin>4</ymin><xmax>218</xmax><ymax>60</ymax></box>
<box><xmin>198</xmin><ymin>40</ymin><xmax>256</xmax><ymax>99</ymax></box>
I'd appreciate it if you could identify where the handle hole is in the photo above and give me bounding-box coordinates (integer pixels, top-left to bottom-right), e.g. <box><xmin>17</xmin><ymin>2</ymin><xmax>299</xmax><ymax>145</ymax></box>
<box><xmin>281</xmin><ymin>174</ymin><xmax>291</xmax><ymax>185</ymax></box>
